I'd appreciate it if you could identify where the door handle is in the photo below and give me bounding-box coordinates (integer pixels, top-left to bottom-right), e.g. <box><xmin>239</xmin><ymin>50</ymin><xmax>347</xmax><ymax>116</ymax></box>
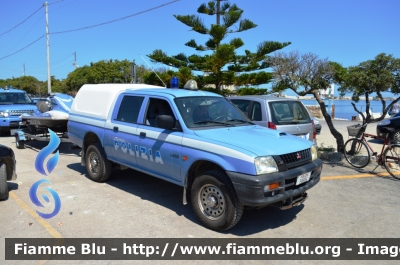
<box><xmin>140</xmin><ymin>132</ymin><xmax>146</xmax><ymax>137</ymax></box>
<box><xmin>113</xmin><ymin>126</ymin><xmax>118</xmax><ymax>132</ymax></box>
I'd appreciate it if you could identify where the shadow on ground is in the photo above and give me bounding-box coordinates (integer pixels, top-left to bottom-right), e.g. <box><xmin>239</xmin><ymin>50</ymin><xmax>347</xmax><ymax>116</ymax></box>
<box><xmin>67</xmin><ymin>163</ymin><xmax>306</xmax><ymax>235</ymax></box>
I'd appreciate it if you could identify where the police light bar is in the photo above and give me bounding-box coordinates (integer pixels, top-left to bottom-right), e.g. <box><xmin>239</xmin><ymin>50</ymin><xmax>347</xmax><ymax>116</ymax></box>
<box><xmin>184</xmin><ymin>80</ymin><xmax>198</xmax><ymax>91</ymax></box>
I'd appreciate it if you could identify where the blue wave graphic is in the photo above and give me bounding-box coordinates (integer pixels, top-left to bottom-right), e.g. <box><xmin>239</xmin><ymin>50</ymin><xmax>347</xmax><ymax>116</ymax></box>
<box><xmin>35</xmin><ymin>129</ymin><xmax>60</xmax><ymax>176</ymax></box>
<box><xmin>29</xmin><ymin>179</ymin><xmax>61</xmax><ymax>219</ymax></box>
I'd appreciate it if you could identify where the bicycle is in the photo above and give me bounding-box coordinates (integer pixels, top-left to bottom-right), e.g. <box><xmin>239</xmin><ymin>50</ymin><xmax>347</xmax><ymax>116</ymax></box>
<box><xmin>343</xmin><ymin>123</ymin><xmax>400</xmax><ymax>180</ymax></box>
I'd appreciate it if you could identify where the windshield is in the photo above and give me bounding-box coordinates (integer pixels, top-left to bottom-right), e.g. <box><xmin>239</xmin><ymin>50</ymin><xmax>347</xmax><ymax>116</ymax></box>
<box><xmin>0</xmin><ymin>92</ymin><xmax>32</xmax><ymax>105</ymax></box>
<box><xmin>269</xmin><ymin>101</ymin><xmax>311</xmax><ymax>125</ymax></box>
<box><xmin>175</xmin><ymin>96</ymin><xmax>251</xmax><ymax>128</ymax></box>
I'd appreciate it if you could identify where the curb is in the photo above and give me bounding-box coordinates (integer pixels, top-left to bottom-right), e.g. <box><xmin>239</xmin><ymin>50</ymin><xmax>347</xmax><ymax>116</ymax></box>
<box><xmin>318</xmin><ymin>151</ymin><xmax>343</xmax><ymax>162</ymax></box>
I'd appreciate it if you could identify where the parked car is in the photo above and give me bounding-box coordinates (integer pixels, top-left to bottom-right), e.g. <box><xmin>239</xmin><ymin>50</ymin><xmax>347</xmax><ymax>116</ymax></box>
<box><xmin>0</xmin><ymin>87</ymin><xmax>37</xmax><ymax>135</ymax></box>
<box><xmin>313</xmin><ymin>117</ymin><xmax>322</xmax><ymax>134</ymax></box>
<box><xmin>377</xmin><ymin>112</ymin><xmax>400</xmax><ymax>142</ymax></box>
<box><xmin>0</xmin><ymin>144</ymin><xmax>17</xmax><ymax>200</ymax></box>
<box><xmin>229</xmin><ymin>95</ymin><xmax>317</xmax><ymax>143</ymax></box>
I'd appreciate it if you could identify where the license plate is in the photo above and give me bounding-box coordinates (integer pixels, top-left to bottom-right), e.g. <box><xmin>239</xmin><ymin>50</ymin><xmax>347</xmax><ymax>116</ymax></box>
<box><xmin>296</xmin><ymin>172</ymin><xmax>311</xmax><ymax>185</ymax></box>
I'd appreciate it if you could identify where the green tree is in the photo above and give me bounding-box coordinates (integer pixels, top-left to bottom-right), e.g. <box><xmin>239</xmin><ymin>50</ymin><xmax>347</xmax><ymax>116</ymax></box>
<box><xmin>147</xmin><ymin>0</ymin><xmax>290</xmax><ymax>90</ymax></box>
<box><xmin>270</xmin><ymin>51</ymin><xmax>347</xmax><ymax>152</ymax></box>
<box><xmin>236</xmin><ymin>87</ymin><xmax>267</xmax><ymax>95</ymax></box>
<box><xmin>339</xmin><ymin>53</ymin><xmax>400</xmax><ymax>136</ymax></box>
<box><xmin>64</xmin><ymin>59</ymin><xmax>144</xmax><ymax>91</ymax></box>
<box><xmin>0</xmin><ymin>76</ymin><xmax>45</xmax><ymax>95</ymax></box>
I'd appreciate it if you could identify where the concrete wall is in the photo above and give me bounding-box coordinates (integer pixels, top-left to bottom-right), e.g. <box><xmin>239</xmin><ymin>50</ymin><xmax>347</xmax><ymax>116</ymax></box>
<box><xmin>306</xmin><ymin>105</ymin><xmax>323</xmax><ymax>118</ymax></box>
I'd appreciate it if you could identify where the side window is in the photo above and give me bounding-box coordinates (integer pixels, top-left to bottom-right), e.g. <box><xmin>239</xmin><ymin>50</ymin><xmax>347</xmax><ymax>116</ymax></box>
<box><xmin>230</xmin><ymin>99</ymin><xmax>251</xmax><ymax>117</ymax></box>
<box><xmin>145</xmin><ymin>98</ymin><xmax>174</xmax><ymax>127</ymax></box>
<box><xmin>116</xmin><ymin>96</ymin><xmax>144</xmax><ymax>123</ymax></box>
<box><xmin>251</xmin><ymin>102</ymin><xmax>262</xmax><ymax>121</ymax></box>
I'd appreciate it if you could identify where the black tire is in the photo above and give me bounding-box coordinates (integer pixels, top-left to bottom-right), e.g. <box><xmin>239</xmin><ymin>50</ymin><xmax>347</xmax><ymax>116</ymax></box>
<box><xmin>343</xmin><ymin>138</ymin><xmax>370</xmax><ymax>168</ymax></box>
<box><xmin>0</xmin><ymin>163</ymin><xmax>9</xmax><ymax>200</ymax></box>
<box><xmin>391</xmin><ymin>130</ymin><xmax>400</xmax><ymax>143</ymax></box>
<box><xmin>383</xmin><ymin>144</ymin><xmax>400</xmax><ymax>180</ymax></box>
<box><xmin>85</xmin><ymin>143</ymin><xmax>112</xmax><ymax>182</ymax></box>
<box><xmin>190</xmin><ymin>170</ymin><xmax>244</xmax><ymax>231</ymax></box>
<box><xmin>15</xmin><ymin>136</ymin><xmax>25</xmax><ymax>149</ymax></box>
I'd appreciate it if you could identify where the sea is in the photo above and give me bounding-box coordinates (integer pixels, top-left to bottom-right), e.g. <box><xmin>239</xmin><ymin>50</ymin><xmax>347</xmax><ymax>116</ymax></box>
<box><xmin>301</xmin><ymin>99</ymin><xmax>393</xmax><ymax>120</ymax></box>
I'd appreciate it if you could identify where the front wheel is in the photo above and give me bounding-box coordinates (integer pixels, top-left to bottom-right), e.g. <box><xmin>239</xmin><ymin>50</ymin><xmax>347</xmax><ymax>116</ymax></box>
<box><xmin>85</xmin><ymin>143</ymin><xmax>112</xmax><ymax>182</ymax></box>
<box><xmin>0</xmin><ymin>163</ymin><xmax>9</xmax><ymax>200</ymax></box>
<box><xmin>343</xmin><ymin>138</ymin><xmax>370</xmax><ymax>168</ymax></box>
<box><xmin>190</xmin><ymin>170</ymin><xmax>243</xmax><ymax>231</ymax></box>
<box><xmin>391</xmin><ymin>129</ymin><xmax>400</xmax><ymax>143</ymax></box>
<box><xmin>383</xmin><ymin>144</ymin><xmax>400</xmax><ymax>180</ymax></box>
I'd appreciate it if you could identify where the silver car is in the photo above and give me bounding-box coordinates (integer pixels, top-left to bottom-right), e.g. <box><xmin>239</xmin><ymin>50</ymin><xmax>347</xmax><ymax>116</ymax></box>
<box><xmin>229</xmin><ymin>95</ymin><xmax>316</xmax><ymax>143</ymax></box>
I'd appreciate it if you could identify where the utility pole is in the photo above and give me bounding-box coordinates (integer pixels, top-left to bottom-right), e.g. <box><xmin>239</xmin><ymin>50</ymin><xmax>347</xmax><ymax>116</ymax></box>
<box><xmin>216</xmin><ymin>0</ymin><xmax>220</xmax><ymax>25</ymax></box>
<box><xmin>132</xmin><ymin>60</ymin><xmax>137</xmax><ymax>84</ymax></box>
<box><xmin>73</xmin><ymin>52</ymin><xmax>78</xmax><ymax>69</ymax></box>
<box><xmin>44</xmin><ymin>1</ymin><xmax>51</xmax><ymax>94</ymax></box>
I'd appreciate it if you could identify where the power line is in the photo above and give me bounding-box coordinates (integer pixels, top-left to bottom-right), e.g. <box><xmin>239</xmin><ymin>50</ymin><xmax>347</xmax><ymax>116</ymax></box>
<box><xmin>10</xmin><ymin>14</ymin><xmax>44</xmax><ymax>50</ymax></box>
<box><xmin>0</xmin><ymin>35</ymin><xmax>45</xmax><ymax>61</ymax></box>
<box><xmin>0</xmin><ymin>0</ymin><xmax>180</xmax><ymax>63</ymax></box>
<box><xmin>51</xmin><ymin>0</ymin><xmax>180</xmax><ymax>35</ymax></box>
<box><xmin>0</xmin><ymin>6</ymin><xmax>43</xmax><ymax>38</ymax></box>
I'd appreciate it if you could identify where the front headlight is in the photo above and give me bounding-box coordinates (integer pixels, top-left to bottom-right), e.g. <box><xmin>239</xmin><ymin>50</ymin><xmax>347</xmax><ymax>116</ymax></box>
<box><xmin>255</xmin><ymin>156</ymin><xmax>278</xmax><ymax>175</ymax></box>
<box><xmin>311</xmin><ymin>145</ymin><xmax>318</xmax><ymax>161</ymax></box>
<box><xmin>0</xmin><ymin>111</ymin><xmax>9</xmax><ymax>117</ymax></box>
<box><xmin>378</xmin><ymin>120</ymin><xmax>390</xmax><ymax>126</ymax></box>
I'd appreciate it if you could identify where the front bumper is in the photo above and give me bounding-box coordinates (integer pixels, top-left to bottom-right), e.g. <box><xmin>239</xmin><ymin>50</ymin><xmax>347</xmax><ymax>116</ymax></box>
<box><xmin>0</xmin><ymin>116</ymin><xmax>22</xmax><ymax>129</ymax></box>
<box><xmin>227</xmin><ymin>158</ymin><xmax>323</xmax><ymax>207</ymax></box>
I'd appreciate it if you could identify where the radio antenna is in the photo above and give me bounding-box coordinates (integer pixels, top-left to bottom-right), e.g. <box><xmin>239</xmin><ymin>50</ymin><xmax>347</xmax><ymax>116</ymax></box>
<box><xmin>140</xmin><ymin>54</ymin><xmax>167</xmax><ymax>88</ymax></box>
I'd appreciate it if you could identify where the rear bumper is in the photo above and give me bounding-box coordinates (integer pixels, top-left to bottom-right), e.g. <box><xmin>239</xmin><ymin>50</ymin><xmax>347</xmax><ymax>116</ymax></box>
<box><xmin>227</xmin><ymin>158</ymin><xmax>323</xmax><ymax>207</ymax></box>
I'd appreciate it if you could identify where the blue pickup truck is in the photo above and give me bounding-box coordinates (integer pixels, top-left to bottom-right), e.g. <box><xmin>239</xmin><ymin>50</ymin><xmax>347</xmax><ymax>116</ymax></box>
<box><xmin>0</xmin><ymin>86</ymin><xmax>37</xmax><ymax>135</ymax></box>
<box><xmin>68</xmin><ymin>81</ymin><xmax>323</xmax><ymax>231</ymax></box>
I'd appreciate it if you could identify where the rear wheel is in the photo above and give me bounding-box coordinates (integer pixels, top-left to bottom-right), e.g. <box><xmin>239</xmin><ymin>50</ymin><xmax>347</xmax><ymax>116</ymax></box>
<box><xmin>383</xmin><ymin>144</ymin><xmax>400</xmax><ymax>180</ymax></box>
<box><xmin>15</xmin><ymin>135</ymin><xmax>25</xmax><ymax>149</ymax></box>
<box><xmin>85</xmin><ymin>143</ymin><xmax>112</xmax><ymax>182</ymax></box>
<box><xmin>343</xmin><ymin>138</ymin><xmax>370</xmax><ymax>168</ymax></box>
<box><xmin>191</xmin><ymin>170</ymin><xmax>243</xmax><ymax>231</ymax></box>
<box><xmin>0</xmin><ymin>163</ymin><xmax>9</xmax><ymax>200</ymax></box>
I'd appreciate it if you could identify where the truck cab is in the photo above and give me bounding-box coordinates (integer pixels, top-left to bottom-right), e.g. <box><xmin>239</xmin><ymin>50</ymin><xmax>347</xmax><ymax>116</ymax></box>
<box><xmin>0</xmin><ymin>86</ymin><xmax>37</xmax><ymax>135</ymax></box>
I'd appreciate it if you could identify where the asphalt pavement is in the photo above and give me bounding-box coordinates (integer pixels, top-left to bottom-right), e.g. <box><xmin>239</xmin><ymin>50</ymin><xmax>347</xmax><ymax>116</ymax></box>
<box><xmin>1</xmin><ymin>123</ymin><xmax>399</xmax><ymax>265</ymax></box>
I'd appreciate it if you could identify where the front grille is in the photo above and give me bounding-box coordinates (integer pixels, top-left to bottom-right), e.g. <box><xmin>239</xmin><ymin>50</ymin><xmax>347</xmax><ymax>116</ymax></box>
<box><xmin>280</xmin><ymin>148</ymin><xmax>311</xmax><ymax>169</ymax></box>
<box><xmin>10</xmin><ymin>109</ymin><xmax>34</xmax><ymax>116</ymax></box>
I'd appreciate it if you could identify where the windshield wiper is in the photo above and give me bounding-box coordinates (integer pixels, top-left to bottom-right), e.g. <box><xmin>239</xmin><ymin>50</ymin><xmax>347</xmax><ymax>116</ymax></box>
<box><xmin>227</xmin><ymin>119</ymin><xmax>254</xmax><ymax>124</ymax></box>
<box><xmin>193</xmin><ymin>120</ymin><xmax>234</xmax><ymax>127</ymax></box>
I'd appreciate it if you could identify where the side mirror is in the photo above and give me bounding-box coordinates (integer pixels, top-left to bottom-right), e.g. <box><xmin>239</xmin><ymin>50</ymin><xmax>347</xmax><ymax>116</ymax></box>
<box><xmin>156</xmin><ymin>115</ymin><xmax>175</xmax><ymax>130</ymax></box>
<box><xmin>32</xmin><ymin>99</ymin><xmax>38</xmax><ymax>104</ymax></box>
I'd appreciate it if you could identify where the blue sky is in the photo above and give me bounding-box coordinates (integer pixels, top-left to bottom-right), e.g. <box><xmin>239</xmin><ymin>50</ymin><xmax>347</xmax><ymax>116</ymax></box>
<box><xmin>0</xmin><ymin>0</ymin><xmax>399</xmax><ymax>96</ymax></box>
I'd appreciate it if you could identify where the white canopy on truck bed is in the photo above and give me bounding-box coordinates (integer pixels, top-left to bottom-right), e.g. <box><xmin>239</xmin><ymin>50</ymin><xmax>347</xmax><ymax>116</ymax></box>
<box><xmin>71</xmin><ymin>84</ymin><xmax>164</xmax><ymax>120</ymax></box>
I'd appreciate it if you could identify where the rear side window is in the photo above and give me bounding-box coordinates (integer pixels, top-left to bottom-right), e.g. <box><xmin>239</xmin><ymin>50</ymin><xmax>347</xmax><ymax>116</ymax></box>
<box><xmin>230</xmin><ymin>99</ymin><xmax>262</xmax><ymax>121</ymax></box>
<box><xmin>250</xmin><ymin>102</ymin><xmax>262</xmax><ymax>121</ymax></box>
<box><xmin>230</xmin><ymin>99</ymin><xmax>251</xmax><ymax>116</ymax></box>
<box><xmin>116</xmin><ymin>96</ymin><xmax>144</xmax><ymax>123</ymax></box>
<box><xmin>269</xmin><ymin>101</ymin><xmax>310</xmax><ymax>125</ymax></box>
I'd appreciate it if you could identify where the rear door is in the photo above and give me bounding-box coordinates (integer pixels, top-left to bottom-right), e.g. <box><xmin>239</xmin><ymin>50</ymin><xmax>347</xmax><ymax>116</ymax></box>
<box><xmin>105</xmin><ymin>94</ymin><xmax>145</xmax><ymax>166</ymax></box>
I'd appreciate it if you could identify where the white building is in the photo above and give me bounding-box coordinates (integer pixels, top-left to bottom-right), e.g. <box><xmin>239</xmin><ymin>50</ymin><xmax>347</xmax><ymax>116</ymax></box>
<box><xmin>319</xmin><ymin>84</ymin><xmax>335</xmax><ymax>98</ymax></box>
